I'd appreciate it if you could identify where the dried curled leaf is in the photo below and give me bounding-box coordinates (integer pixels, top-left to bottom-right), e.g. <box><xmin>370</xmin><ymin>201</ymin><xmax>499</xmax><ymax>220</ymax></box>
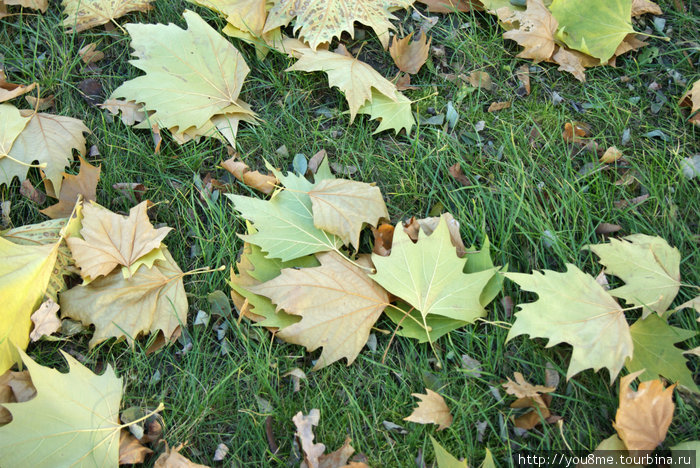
<box><xmin>41</xmin><ymin>156</ymin><xmax>101</xmax><ymax>219</ymax></box>
<box><xmin>389</xmin><ymin>32</ymin><xmax>431</xmax><ymax>75</ymax></box>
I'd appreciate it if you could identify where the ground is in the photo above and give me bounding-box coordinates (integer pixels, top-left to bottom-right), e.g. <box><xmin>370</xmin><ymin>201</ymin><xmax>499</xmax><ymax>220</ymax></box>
<box><xmin>0</xmin><ymin>0</ymin><xmax>699</xmax><ymax>466</ymax></box>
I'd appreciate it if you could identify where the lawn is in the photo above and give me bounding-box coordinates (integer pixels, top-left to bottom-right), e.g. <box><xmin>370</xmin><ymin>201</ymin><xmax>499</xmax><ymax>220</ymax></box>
<box><xmin>0</xmin><ymin>0</ymin><xmax>699</xmax><ymax>466</ymax></box>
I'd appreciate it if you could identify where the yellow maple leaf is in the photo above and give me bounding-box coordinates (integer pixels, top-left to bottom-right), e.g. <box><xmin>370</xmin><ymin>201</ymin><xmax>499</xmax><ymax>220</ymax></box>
<box><xmin>67</xmin><ymin>201</ymin><xmax>171</xmax><ymax>281</ymax></box>
<box><xmin>404</xmin><ymin>389</ymin><xmax>453</xmax><ymax>431</ymax></box>
<box><xmin>61</xmin><ymin>0</ymin><xmax>155</xmax><ymax>33</ymax></box>
<box><xmin>264</xmin><ymin>0</ymin><xmax>415</xmax><ymax>50</ymax></box>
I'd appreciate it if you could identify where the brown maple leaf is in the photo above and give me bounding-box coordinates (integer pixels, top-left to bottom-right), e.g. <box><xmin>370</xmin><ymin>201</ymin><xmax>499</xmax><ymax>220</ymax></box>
<box><xmin>0</xmin><ymin>70</ymin><xmax>36</xmax><ymax>103</ymax></box>
<box><xmin>679</xmin><ymin>79</ymin><xmax>700</xmax><ymax>126</ymax></box>
<box><xmin>502</xmin><ymin>0</ymin><xmax>558</xmax><ymax>63</ymax></box>
<box><xmin>41</xmin><ymin>156</ymin><xmax>101</xmax><ymax>219</ymax></box>
<box><xmin>389</xmin><ymin>32</ymin><xmax>431</xmax><ymax>75</ymax></box>
<box><xmin>404</xmin><ymin>389</ymin><xmax>453</xmax><ymax>431</ymax></box>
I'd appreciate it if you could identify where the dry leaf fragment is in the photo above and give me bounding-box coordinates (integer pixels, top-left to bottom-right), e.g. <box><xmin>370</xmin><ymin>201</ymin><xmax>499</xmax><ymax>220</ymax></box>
<box><xmin>679</xmin><ymin>79</ymin><xmax>700</xmax><ymax>126</ymax></box>
<box><xmin>78</xmin><ymin>43</ymin><xmax>105</xmax><ymax>64</ymax></box>
<box><xmin>613</xmin><ymin>371</ymin><xmax>675</xmax><ymax>453</ymax></box>
<box><xmin>293</xmin><ymin>409</ymin><xmax>325</xmax><ymax>468</ymax></box>
<box><xmin>503</xmin><ymin>372</ymin><xmax>556</xmax><ymax>398</ymax></box>
<box><xmin>516</xmin><ymin>64</ymin><xmax>530</xmax><ymax>95</ymax></box>
<box><xmin>595</xmin><ymin>223</ymin><xmax>622</xmax><ymax>235</ymax></box>
<box><xmin>24</xmin><ymin>94</ymin><xmax>55</xmax><ymax>111</ymax></box>
<box><xmin>213</xmin><ymin>443</ymin><xmax>229</xmax><ymax>462</ymax></box>
<box><xmin>29</xmin><ymin>299</ymin><xmax>61</xmax><ymax>341</ymax></box>
<box><xmin>389</xmin><ymin>32</ymin><xmax>431</xmax><ymax>75</ymax></box>
<box><xmin>371</xmin><ymin>223</ymin><xmax>394</xmax><ymax>256</ymax></box>
<box><xmin>503</xmin><ymin>372</ymin><xmax>556</xmax><ymax>430</ymax></box>
<box><xmin>631</xmin><ymin>0</ymin><xmax>662</xmax><ymax>17</ymax></box>
<box><xmin>4</xmin><ymin>0</ymin><xmax>48</xmax><ymax>11</ymax></box>
<box><xmin>62</xmin><ymin>0</ymin><xmax>155</xmax><ymax>33</ymax></box>
<box><xmin>0</xmin><ymin>71</ymin><xmax>37</xmax><ymax>104</ymax></box>
<box><xmin>448</xmin><ymin>163</ymin><xmax>470</xmax><ymax>186</ymax></box>
<box><xmin>100</xmin><ymin>99</ymin><xmax>146</xmax><ymax>126</ymax></box>
<box><xmin>67</xmin><ymin>201</ymin><xmax>172</xmax><ymax>281</ymax></box>
<box><xmin>0</xmin><ymin>370</ymin><xmax>36</xmax><ymax>425</ymax></box>
<box><xmin>552</xmin><ymin>46</ymin><xmax>587</xmax><ymax>82</ymax></box>
<box><xmin>221</xmin><ymin>157</ymin><xmax>278</xmax><ymax>195</ymax></box>
<box><xmin>20</xmin><ymin>179</ymin><xmax>45</xmax><ymax>204</ymax></box>
<box><xmin>404</xmin><ymin>389</ymin><xmax>453</xmax><ymax>431</ymax></box>
<box><xmin>467</xmin><ymin>71</ymin><xmax>492</xmax><ymax>90</ymax></box>
<box><xmin>600</xmin><ymin>146</ymin><xmax>623</xmax><ymax>163</ymax></box>
<box><xmin>562</xmin><ymin>121</ymin><xmax>591</xmax><ymax>143</ymax></box>
<box><xmin>396</xmin><ymin>73</ymin><xmax>418</xmax><ymax>91</ymax></box>
<box><xmin>502</xmin><ymin>0</ymin><xmax>558</xmax><ymax>63</ymax></box>
<box><xmin>41</xmin><ymin>156</ymin><xmax>101</xmax><ymax>219</ymax></box>
<box><xmin>119</xmin><ymin>430</ymin><xmax>153</xmax><ymax>465</ymax></box>
<box><xmin>487</xmin><ymin>101</ymin><xmax>511</xmax><ymax>112</ymax></box>
<box><xmin>154</xmin><ymin>443</ymin><xmax>210</xmax><ymax>468</ymax></box>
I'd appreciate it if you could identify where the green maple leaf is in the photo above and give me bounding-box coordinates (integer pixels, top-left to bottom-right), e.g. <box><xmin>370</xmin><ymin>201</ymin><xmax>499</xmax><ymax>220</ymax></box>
<box><xmin>227</xmin><ymin>162</ymin><xmax>343</xmax><ymax>262</ymax></box>
<box><xmin>586</xmin><ymin>234</ymin><xmax>681</xmax><ymax>317</ymax></box>
<box><xmin>506</xmin><ymin>264</ymin><xmax>633</xmax><ymax>383</ymax></box>
<box><xmin>357</xmin><ymin>89</ymin><xmax>415</xmax><ymax>135</ymax></box>
<box><xmin>430</xmin><ymin>435</ymin><xmax>468</xmax><ymax>468</ymax></box>
<box><xmin>550</xmin><ymin>0</ymin><xmax>635</xmax><ymax>63</ymax></box>
<box><xmin>626</xmin><ymin>314</ymin><xmax>698</xmax><ymax>393</ymax></box>
<box><xmin>372</xmin><ymin>215</ymin><xmax>494</xmax><ymax>331</ymax></box>
<box><xmin>0</xmin><ymin>349</ymin><xmax>123</xmax><ymax>467</ymax></box>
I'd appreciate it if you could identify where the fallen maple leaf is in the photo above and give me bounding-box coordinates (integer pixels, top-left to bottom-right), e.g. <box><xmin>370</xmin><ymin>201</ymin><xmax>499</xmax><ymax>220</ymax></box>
<box><xmin>1</xmin><ymin>110</ymin><xmax>89</xmax><ymax>193</ymax></box>
<box><xmin>549</xmin><ymin>0</ymin><xmax>635</xmax><ymax>63</ymax></box>
<box><xmin>264</xmin><ymin>0</ymin><xmax>414</xmax><ymax>50</ymax></box>
<box><xmin>430</xmin><ymin>435</ymin><xmax>468</xmax><ymax>468</ymax></box>
<box><xmin>626</xmin><ymin>314</ymin><xmax>698</xmax><ymax>393</ymax></box>
<box><xmin>503</xmin><ymin>372</ymin><xmax>556</xmax><ymax>430</ymax></box>
<box><xmin>67</xmin><ymin>201</ymin><xmax>172</xmax><ymax>281</ymax></box>
<box><xmin>41</xmin><ymin>156</ymin><xmax>101</xmax><ymax>219</ymax></box>
<box><xmin>0</xmin><ymin>236</ymin><xmax>60</xmax><ymax>373</ymax></box>
<box><xmin>501</xmin><ymin>0</ymin><xmax>558</xmax><ymax>63</ymax></box>
<box><xmin>613</xmin><ymin>371</ymin><xmax>675</xmax><ymax>453</ymax></box>
<box><xmin>0</xmin><ymin>370</ymin><xmax>35</xmax><ymax>425</ymax></box>
<box><xmin>0</xmin><ymin>70</ymin><xmax>37</xmax><ymax>103</ymax></box>
<box><xmin>119</xmin><ymin>430</ymin><xmax>153</xmax><ymax>464</ymax></box>
<box><xmin>587</xmin><ymin>234</ymin><xmax>681</xmax><ymax>317</ymax></box>
<box><xmin>503</xmin><ymin>372</ymin><xmax>556</xmax><ymax>398</ymax></box>
<box><xmin>29</xmin><ymin>299</ymin><xmax>61</xmax><ymax>341</ymax></box>
<box><xmin>60</xmin><ymin>247</ymin><xmax>187</xmax><ymax>348</ymax></box>
<box><xmin>228</xmin><ymin>163</ymin><xmax>343</xmax><ymax>262</ymax></box>
<box><xmin>506</xmin><ymin>265</ymin><xmax>633</xmax><ymax>383</ymax></box>
<box><xmin>0</xmin><ymin>349</ymin><xmax>123</xmax><ymax>466</ymax></box>
<box><xmin>221</xmin><ymin>157</ymin><xmax>278</xmax><ymax>195</ymax></box>
<box><xmin>111</xmin><ymin>10</ymin><xmax>257</xmax><ymax>145</ymax></box>
<box><xmin>372</xmin><ymin>215</ymin><xmax>494</xmax><ymax>326</ymax></box>
<box><xmin>61</xmin><ymin>0</ymin><xmax>155</xmax><ymax>33</ymax></box>
<box><xmin>287</xmin><ymin>46</ymin><xmax>404</xmax><ymax>122</ymax></box>
<box><xmin>679</xmin><ymin>79</ymin><xmax>700</xmax><ymax>126</ymax></box>
<box><xmin>357</xmin><ymin>89</ymin><xmax>415</xmax><ymax>134</ymax></box>
<box><xmin>308</xmin><ymin>178</ymin><xmax>389</xmax><ymax>250</ymax></box>
<box><xmin>389</xmin><ymin>32</ymin><xmax>431</xmax><ymax>75</ymax></box>
<box><xmin>404</xmin><ymin>389</ymin><xmax>453</xmax><ymax>431</ymax></box>
<box><xmin>154</xmin><ymin>442</ymin><xmax>210</xmax><ymax>468</ymax></box>
<box><xmin>250</xmin><ymin>252</ymin><xmax>389</xmax><ymax>369</ymax></box>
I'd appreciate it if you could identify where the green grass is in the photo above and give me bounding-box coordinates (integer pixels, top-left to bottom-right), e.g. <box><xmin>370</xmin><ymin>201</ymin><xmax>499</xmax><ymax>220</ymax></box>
<box><xmin>1</xmin><ymin>1</ymin><xmax>699</xmax><ymax>466</ymax></box>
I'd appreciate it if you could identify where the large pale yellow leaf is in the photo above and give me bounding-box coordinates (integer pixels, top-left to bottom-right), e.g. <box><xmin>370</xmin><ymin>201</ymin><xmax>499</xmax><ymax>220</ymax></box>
<box><xmin>404</xmin><ymin>389</ymin><xmax>453</xmax><ymax>431</ymax></box>
<box><xmin>308</xmin><ymin>178</ymin><xmax>388</xmax><ymax>250</ymax></box>
<box><xmin>61</xmin><ymin>0</ymin><xmax>155</xmax><ymax>33</ymax></box>
<box><xmin>0</xmin><ymin>103</ymin><xmax>30</xmax><ymax>162</ymax></box>
<box><xmin>502</xmin><ymin>0</ymin><xmax>558</xmax><ymax>63</ymax></box>
<box><xmin>1</xmin><ymin>111</ymin><xmax>89</xmax><ymax>193</ymax></box>
<box><xmin>5</xmin><ymin>0</ymin><xmax>47</xmax><ymax>11</ymax></box>
<box><xmin>0</xmin><ymin>349</ymin><xmax>122</xmax><ymax>467</ymax></box>
<box><xmin>0</xmin><ymin>237</ymin><xmax>59</xmax><ymax>374</ymax></box>
<box><xmin>506</xmin><ymin>265</ymin><xmax>633</xmax><ymax>383</ymax></box>
<box><xmin>613</xmin><ymin>372</ymin><xmax>675</xmax><ymax>453</ymax></box>
<box><xmin>111</xmin><ymin>10</ymin><xmax>255</xmax><ymax>135</ymax></box>
<box><xmin>587</xmin><ymin>234</ymin><xmax>681</xmax><ymax>317</ymax></box>
<box><xmin>249</xmin><ymin>252</ymin><xmax>389</xmax><ymax>369</ymax></box>
<box><xmin>67</xmin><ymin>201</ymin><xmax>172</xmax><ymax>281</ymax></box>
<box><xmin>60</xmin><ymin>248</ymin><xmax>187</xmax><ymax>348</ymax></box>
<box><xmin>264</xmin><ymin>0</ymin><xmax>415</xmax><ymax>50</ymax></box>
<box><xmin>287</xmin><ymin>47</ymin><xmax>400</xmax><ymax>121</ymax></box>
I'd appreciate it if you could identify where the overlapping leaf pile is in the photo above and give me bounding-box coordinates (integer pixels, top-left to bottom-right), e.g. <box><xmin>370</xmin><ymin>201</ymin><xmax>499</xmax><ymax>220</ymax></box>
<box><xmin>507</xmin><ymin>234</ymin><xmax>699</xmax><ymax>391</ymax></box>
<box><xmin>479</xmin><ymin>0</ymin><xmax>662</xmax><ymax>81</ymax></box>
<box><xmin>229</xmin><ymin>156</ymin><xmax>502</xmax><ymax>369</ymax></box>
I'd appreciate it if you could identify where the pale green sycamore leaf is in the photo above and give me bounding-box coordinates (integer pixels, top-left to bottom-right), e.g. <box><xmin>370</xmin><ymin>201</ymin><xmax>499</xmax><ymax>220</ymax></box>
<box><xmin>0</xmin><ymin>349</ymin><xmax>122</xmax><ymax>467</ymax></box>
<box><xmin>550</xmin><ymin>0</ymin><xmax>635</xmax><ymax>63</ymax></box>
<box><xmin>587</xmin><ymin>234</ymin><xmax>681</xmax><ymax>317</ymax></box>
<box><xmin>506</xmin><ymin>264</ymin><xmax>633</xmax><ymax>383</ymax></box>
<box><xmin>358</xmin><ymin>89</ymin><xmax>415</xmax><ymax>135</ymax></box>
<box><xmin>430</xmin><ymin>435</ymin><xmax>468</xmax><ymax>468</ymax></box>
<box><xmin>626</xmin><ymin>313</ymin><xmax>698</xmax><ymax>393</ymax></box>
